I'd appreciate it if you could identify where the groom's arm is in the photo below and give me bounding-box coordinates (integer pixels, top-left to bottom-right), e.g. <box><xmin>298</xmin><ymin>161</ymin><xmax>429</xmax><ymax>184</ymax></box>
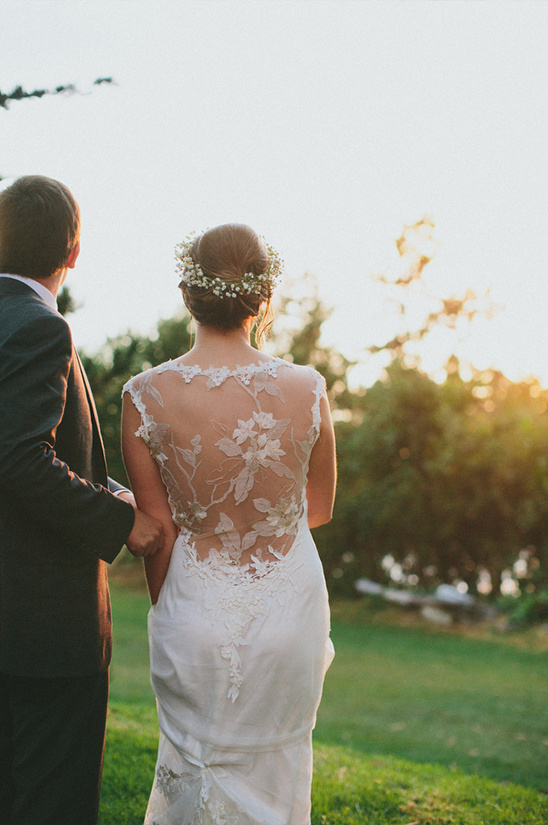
<box><xmin>0</xmin><ymin>310</ymin><xmax>135</xmax><ymax>561</ymax></box>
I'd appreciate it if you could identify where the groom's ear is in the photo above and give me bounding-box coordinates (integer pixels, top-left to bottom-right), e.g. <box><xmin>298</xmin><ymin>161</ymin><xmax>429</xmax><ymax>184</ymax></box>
<box><xmin>66</xmin><ymin>241</ymin><xmax>80</xmax><ymax>270</ymax></box>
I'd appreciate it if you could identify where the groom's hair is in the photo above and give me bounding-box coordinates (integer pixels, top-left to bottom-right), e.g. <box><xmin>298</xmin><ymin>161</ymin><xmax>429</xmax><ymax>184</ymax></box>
<box><xmin>0</xmin><ymin>175</ymin><xmax>81</xmax><ymax>279</ymax></box>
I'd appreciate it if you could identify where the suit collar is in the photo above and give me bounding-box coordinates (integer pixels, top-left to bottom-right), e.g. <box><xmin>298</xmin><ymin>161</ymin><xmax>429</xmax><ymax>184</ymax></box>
<box><xmin>0</xmin><ymin>274</ymin><xmax>58</xmax><ymax>311</ymax></box>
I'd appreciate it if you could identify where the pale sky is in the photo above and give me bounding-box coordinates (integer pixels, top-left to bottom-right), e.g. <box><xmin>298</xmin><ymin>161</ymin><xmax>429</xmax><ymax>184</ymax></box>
<box><xmin>1</xmin><ymin>0</ymin><xmax>547</xmax><ymax>387</ymax></box>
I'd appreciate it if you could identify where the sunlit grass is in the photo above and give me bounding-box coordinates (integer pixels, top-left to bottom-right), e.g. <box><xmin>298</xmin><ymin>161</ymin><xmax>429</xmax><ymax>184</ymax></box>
<box><xmin>317</xmin><ymin>600</ymin><xmax>548</xmax><ymax>789</ymax></box>
<box><xmin>312</xmin><ymin>744</ymin><xmax>548</xmax><ymax>825</ymax></box>
<box><xmin>99</xmin><ymin>584</ymin><xmax>548</xmax><ymax>824</ymax></box>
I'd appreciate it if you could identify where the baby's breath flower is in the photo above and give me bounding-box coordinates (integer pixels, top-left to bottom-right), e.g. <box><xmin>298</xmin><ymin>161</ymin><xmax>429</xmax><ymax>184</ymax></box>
<box><xmin>175</xmin><ymin>231</ymin><xmax>283</xmax><ymax>299</ymax></box>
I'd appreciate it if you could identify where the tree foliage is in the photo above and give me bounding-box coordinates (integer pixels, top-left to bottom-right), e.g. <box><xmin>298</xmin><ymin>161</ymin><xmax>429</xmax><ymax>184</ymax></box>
<box><xmin>57</xmin><ymin>286</ymin><xmax>81</xmax><ymax>317</ymax></box>
<box><xmin>316</xmin><ymin>360</ymin><xmax>548</xmax><ymax>600</ymax></box>
<box><xmin>0</xmin><ymin>78</ymin><xmax>113</xmax><ymax>110</ymax></box>
<box><xmin>368</xmin><ymin>216</ymin><xmax>495</xmax><ymax>361</ymax></box>
<box><xmin>79</xmin><ymin>223</ymin><xmax>548</xmax><ymax>609</ymax></box>
<box><xmin>274</xmin><ymin>274</ymin><xmax>357</xmax><ymax>412</ymax></box>
<box><xmin>81</xmin><ymin>314</ymin><xmax>192</xmax><ymax>483</ymax></box>
<box><xmin>1</xmin><ymin>77</ymin><xmax>114</xmax><ymax>181</ymax></box>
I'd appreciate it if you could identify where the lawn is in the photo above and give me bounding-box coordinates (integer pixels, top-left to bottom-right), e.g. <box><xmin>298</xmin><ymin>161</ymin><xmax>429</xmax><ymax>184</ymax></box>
<box><xmin>99</xmin><ymin>582</ymin><xmax>548</xmax><ymax>824</ymax></box>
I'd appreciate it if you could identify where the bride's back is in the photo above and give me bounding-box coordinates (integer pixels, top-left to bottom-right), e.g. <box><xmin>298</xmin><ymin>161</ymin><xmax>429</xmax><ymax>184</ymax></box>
<box><xmin>122</xmin><ymin>227</ymin><xmax>336</xmax><ymax>823</ymax></box>
<box><xmin>124</xmin><ymin>356</ymin><xmax>325</xmax><ymax>569</ymax></box>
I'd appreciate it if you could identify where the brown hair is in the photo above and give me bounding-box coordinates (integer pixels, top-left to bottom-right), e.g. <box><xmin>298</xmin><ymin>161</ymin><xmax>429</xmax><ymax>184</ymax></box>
<box><xmin>180</xmin><ymin>223</ymin><xmax>275</xmax><ymax>348</ymax></box>
<box><xmin>0</xmin><ymin>175</ymin><xmax>81</xmax><ymax>279</ymax></box>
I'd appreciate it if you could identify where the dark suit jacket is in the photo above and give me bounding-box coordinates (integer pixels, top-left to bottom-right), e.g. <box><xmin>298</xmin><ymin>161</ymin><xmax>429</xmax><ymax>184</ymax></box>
<box><xmin>0</xmin><ymin>278</ymin><xmax>135</xmax><ymax>678</ymax></box>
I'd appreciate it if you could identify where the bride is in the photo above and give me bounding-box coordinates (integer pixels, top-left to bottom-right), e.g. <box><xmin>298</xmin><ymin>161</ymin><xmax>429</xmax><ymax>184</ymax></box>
<box><xmin>122</xmin><ymin>224</ymin><xmax>336</xmax><ymax>825</ymax></box>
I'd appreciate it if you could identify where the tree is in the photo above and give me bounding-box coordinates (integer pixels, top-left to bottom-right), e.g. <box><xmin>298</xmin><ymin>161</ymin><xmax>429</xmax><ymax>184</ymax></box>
<box><xmin>309</xmin><ymin>218</ymin><xmax>548</xmax><ymax>602</ymax></box>
<box><xmin>83</xmin><ymin>273</ymin><xmax>354</xmax><ymax>483</ymax></box>
<box><xmin>57</xmin><ymin>286</ymin><xmax>81</xmax><ymax>317</ymax></box>
<box><xmin>368</xmin><ymin>216</ymin><xmax>495</xmax><ymax>366</ymax></box>
<box><xmin>81</xmin><ymin>314</ymin><xmax>193</xmax><ymax>483</ymax></box>
<box><xmin>79</xmin><ymin>225</ymin><xmax>548</xmax><ymax>608</ymax></box>
<box><xmin>1</xmin><ymin>78</ymin><xmax>114</xmax><ymax>180</ymax></box>
<box><xmin>315</xmin><ymin>357</ymin><xmax>548</xmax><ymax>600</ymax></box>
<box><xmin>273</xmin><ymin>274</ymin><xmax>357</xmax><ymax>412</ymax></box>
<box><xmin>0</xmin><ymin>78</ymin><xmax>113</xmax><ymax>111</ymax></box>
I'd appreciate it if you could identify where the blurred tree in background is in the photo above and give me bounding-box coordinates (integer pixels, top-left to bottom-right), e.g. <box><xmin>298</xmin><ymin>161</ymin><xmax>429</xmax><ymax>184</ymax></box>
<box><xmin>273</xmin><ymin>273</ymin><xmax>357</xmax><ymax>412</ymax></box>
<box><xmin>81</xmin><ymin>315</ymin><xmax>193</xmax><ymax>484</ymax></box>
<box><xmin>0</xmin><ymin>77</ymin><xmax>114</xmax><ymax>180</ymax></box>
<box><xmin>309</xmin><ymin>219</ymin><xmax>548</xmax><ymax>610</ymax></box>
<box><xmin>9</xmin><ymin>73</ymin><xmax>538</xmax><ymax>618</ymax></box>
<box><xmin>317</xmin><ymin>360</ymin><xmax>548</xmax><ymax>606</ymax></box>
<box><xmin>0</xmin><ymin>78</ymin><xmax>114</xmax><ymax>111</ymax></box>
<box><xmin>75</xmin><ymin>220</ymin><xmax>548</xmax><ymax>619</ymax></box>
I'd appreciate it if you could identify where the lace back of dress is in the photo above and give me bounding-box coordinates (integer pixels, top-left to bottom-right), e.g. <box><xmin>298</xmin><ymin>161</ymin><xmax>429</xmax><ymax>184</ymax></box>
<box><xmin>124</xmin><ymin>360</ymin><xmax>325</xmax><ymax>573</ymax></box>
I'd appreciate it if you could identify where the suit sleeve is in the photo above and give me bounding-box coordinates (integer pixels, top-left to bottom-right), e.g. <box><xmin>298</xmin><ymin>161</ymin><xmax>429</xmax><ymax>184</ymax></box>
<box><xmin>107</xmin><ymin>477</ymin><xmax>130</xmax><ymax>496</ymax></box>
<box><xmin>0</xmin><ymin>311</ymin><xmax>135</xmax><ymax>562</ymax></box>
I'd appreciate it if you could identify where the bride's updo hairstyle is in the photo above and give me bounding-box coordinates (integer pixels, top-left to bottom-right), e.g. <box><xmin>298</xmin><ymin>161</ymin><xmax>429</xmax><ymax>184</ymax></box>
<box><xmin>176</xmin><ymin>223</ymin><xmax>281</xmax><ymax>349</ymax></box>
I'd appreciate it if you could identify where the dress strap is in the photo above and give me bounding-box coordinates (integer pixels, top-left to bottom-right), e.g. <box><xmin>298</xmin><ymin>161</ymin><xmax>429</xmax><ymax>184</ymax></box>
<box><xmin>310</xmin><ymin>370</ymin><xmax>327</xmax><ymax>434</ymax></box>
<box><xmin>122</xmin><ymin>376</ymin><xmax>147</xmax><ymax>416</ymax></box>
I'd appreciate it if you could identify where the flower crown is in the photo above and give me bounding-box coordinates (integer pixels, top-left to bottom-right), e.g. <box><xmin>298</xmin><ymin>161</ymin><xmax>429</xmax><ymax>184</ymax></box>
<box><xmin>175</xmin><ymin>232</ymin><xmax>283</xmax><ymax>299</ymax></box>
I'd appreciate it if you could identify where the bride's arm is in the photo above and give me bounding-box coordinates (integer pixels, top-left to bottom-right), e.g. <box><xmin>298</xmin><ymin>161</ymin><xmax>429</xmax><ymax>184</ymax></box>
<box><xmin>306</xmin><ymin>394</ymin><xmax>337</xmax><ymax>528</ymax></box>
<box><xmin>121</xmin><ymin>394</ymin><xmax>178</xmax><ymax>603</ymax></box>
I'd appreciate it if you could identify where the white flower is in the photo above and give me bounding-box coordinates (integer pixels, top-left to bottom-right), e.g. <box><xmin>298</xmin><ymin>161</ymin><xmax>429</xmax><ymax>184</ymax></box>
<box><xmin>242</xmin><ymin>444</ymin><xmax>263</xmax><ymax>472</ymax></box>
<box><xmin>266</xmin><ymin>497</ymin><xmax>300</xmax><ymax>535</ymax></box>
<box><xmin>264</xmin><ymin>438</ymin><xmax>284</xmax><ymax>461</ymax></box>
<box><xmin>242</xmin><ymin>434</ymin><xmax>285</xmax><ymax>470</ymax></box>
<box><xmin>175</xmin><ymin>231</ymin><xmax>283</xmax><ymax>299</ymax></box>
<box><xmin>253</xmin><ymin>411</ymin><xmax>276</xmax><ymax>430</ymax></box>
<box><xmin>249</xmin><ymin>553</ymin><xmax>274</xmax><ymax>578</ymax></box>
<box><xmin>232</xmin><ymin>418</ymin><xmax>257</xmax><ymax>444</ymax></box>
<box><xmin>145</xmin><ymin>420</ymin><xmax>169</xmax><ymax>460</ymax></box>
<box><xmin>188</xmin><ymin>501</ymin><xmax>207</xmax><ymax>521</ymax></box>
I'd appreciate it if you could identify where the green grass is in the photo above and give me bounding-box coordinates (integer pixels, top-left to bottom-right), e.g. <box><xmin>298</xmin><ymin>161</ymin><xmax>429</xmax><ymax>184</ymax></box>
<box><xmin>99</xmin><ymin>584</ymin><xmax>548</xmax><ymax>824</ymax></box>
<box><xmin>317</xmin><ymin>601</ymin><xmax>548</xmax><ymax>790</ymax></box>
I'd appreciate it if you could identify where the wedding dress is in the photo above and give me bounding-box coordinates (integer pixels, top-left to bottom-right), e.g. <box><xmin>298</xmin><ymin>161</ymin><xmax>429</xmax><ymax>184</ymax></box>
<box><xmin>123</xmin><ymin>356</ymin><xmax>334</xmax><ymax>825</ymax></box>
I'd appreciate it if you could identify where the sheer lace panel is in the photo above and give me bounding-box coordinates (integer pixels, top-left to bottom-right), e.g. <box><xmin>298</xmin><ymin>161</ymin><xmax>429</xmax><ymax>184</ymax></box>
<box><xmin>123</xmin><ymin>358</ymin><xmax>326</xmax><ymax>572</ymax></box>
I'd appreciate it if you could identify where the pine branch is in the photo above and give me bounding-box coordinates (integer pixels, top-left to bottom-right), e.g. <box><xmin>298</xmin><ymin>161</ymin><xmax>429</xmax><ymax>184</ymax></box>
<box><xmin>0</xmin><ymin>78</ymin><xmax>114</xmax><ymax>110</ymax></box>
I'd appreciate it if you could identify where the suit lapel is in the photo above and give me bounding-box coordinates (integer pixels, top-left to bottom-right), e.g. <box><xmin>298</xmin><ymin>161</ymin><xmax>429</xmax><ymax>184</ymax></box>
<box><xmin>74</xmin><ymin>349</ymin><xmax>108</xmax><ymax>484</ymax></box>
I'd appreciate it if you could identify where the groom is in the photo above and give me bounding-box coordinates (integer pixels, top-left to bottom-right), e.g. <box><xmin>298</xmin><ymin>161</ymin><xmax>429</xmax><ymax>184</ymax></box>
<box><xmin>0</xmin><ymin>175</ymin><xmax>164</xmax><ymax>824</ymax></box>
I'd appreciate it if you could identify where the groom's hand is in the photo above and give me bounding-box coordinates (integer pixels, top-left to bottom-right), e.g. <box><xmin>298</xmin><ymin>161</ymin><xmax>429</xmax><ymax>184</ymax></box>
<box><xmin>126</xmin><ymin>509</ymin><xmax>164</xmax><ymax>558</ymax></box>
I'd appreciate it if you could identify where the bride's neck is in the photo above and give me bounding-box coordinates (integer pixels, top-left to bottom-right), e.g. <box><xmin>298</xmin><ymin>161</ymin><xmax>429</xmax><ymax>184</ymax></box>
<box><xmin>187</xmin><ymin>321</ymin><xmax>261</xmax><ymax>364</ymax></box>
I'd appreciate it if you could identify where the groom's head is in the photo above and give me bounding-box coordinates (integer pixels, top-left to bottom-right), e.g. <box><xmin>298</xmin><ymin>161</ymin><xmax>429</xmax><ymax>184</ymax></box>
<box><xmin>0</xmin><ymin>175</ymin><xmax>81</xmax><ymax>280</ymax></box>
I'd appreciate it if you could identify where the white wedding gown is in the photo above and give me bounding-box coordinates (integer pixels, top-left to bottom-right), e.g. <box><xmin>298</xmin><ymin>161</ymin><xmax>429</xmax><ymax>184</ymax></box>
<box><xmin>123</xmin><ymin>357</ymin><xmax>334</xmax><ymax>825</ymax></box>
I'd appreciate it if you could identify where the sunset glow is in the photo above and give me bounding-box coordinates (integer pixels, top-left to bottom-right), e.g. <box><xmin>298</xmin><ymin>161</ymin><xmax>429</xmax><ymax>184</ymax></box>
<box><xmin>1</xmin><ymin>1</ymin><xmax>546</xmax><ymax>389</ymax></box>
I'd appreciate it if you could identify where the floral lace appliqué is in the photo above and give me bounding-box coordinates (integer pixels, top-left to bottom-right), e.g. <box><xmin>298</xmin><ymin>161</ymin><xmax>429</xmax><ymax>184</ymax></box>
<box><xmin>151</xmin><ymin>761</ymin><xmax>242</xmax><ymax>825</ymax></box>
<box><xmin>123</xmin><ymin>359</ymin><xmax>326</xmax><ymax>701</ymax></box>
<box><xmin>182</xmin><ymin>532</ymin><xmax>304</xmax><ymax>701</ymax></box>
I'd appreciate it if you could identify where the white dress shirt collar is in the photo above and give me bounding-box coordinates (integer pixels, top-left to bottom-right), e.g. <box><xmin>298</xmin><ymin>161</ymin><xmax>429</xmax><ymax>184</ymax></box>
<box><xmin>0</xmin><ymin>273</ymin><xmax>58</xmax><ymax>311</ymax></box>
